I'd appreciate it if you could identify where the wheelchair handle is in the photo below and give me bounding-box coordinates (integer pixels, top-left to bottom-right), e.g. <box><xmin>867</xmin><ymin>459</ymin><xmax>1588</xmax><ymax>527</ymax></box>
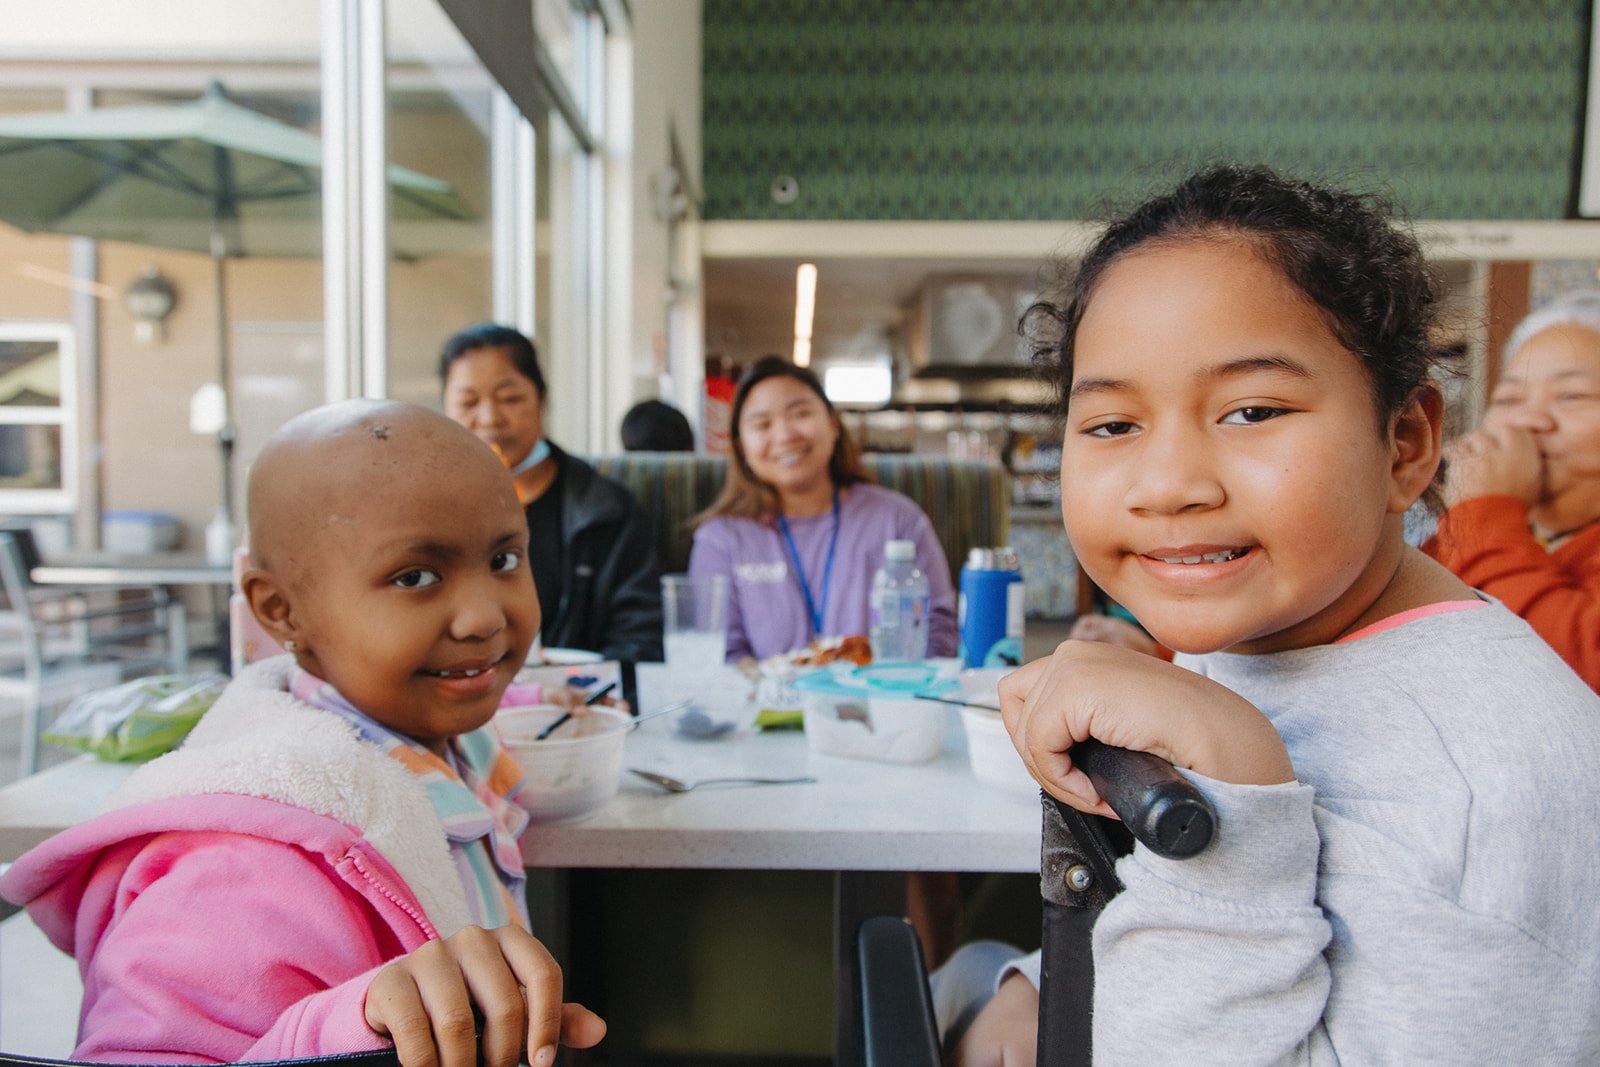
<box><xmin>1074</xmin><ymin>739</ymin><xmax>1216</xmax><ymax>859</ymax></box>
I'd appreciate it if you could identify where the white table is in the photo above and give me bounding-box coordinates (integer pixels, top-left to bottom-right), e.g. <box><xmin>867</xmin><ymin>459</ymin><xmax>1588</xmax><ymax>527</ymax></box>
<box><xmin>526</xmin><ymin>703</ymin><xmax>1038</xmax><ymax>872</ymax></box>
<box><xmin>0</xmin><ymin>756</ymin><xmax>132</xmax><ymax>861</ymax></box>
<box><xmin>0</xmin><ymin>666</ymin><xmax>1044</xmax><ymax>1065</ymax></box>
<box><xmin>31</xmin><ymin>551</ymin><xmax>232</xmax><ymax>589</ymax></box>
<box><xmin>32</xmin><ymin>551</ymin><xmax>235</xmax><ymax>668</ymax></box>
<box><xmin>0</xmin><ymin>721</ymin><xmax>1040</xmax><ymax>871</ymax></box>
<box><xmin>532</xmin><ymin>663</ymin><xmax>1040</xmax><ymax>1065</ymax></box>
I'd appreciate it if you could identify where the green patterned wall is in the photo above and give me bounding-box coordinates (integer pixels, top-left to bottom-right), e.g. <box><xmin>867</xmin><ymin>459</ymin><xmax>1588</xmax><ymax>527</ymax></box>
<box><xmin>702</xmin><ymin>0</ymin><xmax>1590</xmax><ymax>220</ymax></box>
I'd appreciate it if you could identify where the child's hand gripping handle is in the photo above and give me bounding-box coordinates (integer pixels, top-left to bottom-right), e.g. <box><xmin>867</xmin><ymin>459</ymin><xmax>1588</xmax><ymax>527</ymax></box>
<box><xmin>1073</xmin><ymin>739</ymin><xmax>1215</xmax><ymax>859</ymax></box>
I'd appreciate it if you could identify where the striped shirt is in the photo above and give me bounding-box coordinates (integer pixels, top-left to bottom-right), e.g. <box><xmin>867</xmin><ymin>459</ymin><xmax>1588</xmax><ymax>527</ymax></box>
<box><xmin>288</xmin><ymin>667</ymin><xmax>530</xmax><ymax>930</ymax></box>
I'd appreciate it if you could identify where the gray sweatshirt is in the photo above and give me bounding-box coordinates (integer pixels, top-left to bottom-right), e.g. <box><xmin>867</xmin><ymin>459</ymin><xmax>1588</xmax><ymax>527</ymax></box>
<box><xmin>1013</xmin><ymin>602</ymin><xmax>1600</xmax><ymax>1064</ymax></box>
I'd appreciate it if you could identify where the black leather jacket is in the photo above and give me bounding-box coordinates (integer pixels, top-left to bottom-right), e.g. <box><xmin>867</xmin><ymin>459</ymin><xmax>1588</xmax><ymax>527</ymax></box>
<box><xmin>538</xmin><ymin>443</ymin><xmax>663</xmax><ymax>664</ymax></box>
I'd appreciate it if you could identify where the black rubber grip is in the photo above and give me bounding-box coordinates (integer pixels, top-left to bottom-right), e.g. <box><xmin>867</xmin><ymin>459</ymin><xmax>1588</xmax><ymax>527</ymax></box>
<box><xmin>1073</xmin><ymin>739</ymin><xmax>1216</xmax><ymax>859</ymax></box>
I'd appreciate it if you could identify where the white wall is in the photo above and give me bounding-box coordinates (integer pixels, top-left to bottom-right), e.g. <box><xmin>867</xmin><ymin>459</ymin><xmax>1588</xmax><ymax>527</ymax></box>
<box><xmin>0</xmin><ymin>1</ymin><xmax>321</xmax><ymax>59</ymax></box>
<box><xmin>0</xmin><ymin>0</ymin><xmax>461</xmax><ymax>64</ymax></box>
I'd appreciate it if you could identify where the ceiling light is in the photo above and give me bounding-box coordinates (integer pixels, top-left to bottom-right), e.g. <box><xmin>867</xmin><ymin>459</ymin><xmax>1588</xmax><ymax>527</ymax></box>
<box><xmin>793</xmin><ymin>262</ymin><xmax>817</xmax><ymax>367</ymax></box>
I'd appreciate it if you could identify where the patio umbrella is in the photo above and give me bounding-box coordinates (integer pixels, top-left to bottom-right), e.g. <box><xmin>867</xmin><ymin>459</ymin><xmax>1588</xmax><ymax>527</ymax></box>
<box><xmin>0</xmin><ymin>81</ymin><xmax>476</xmax><ymax>529</ymax></box>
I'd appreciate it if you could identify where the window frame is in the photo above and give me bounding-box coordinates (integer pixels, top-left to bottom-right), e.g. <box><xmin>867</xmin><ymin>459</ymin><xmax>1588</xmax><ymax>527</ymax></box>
<box><xmin>0</xmin><ymin>320</ymin><xmax>77</xmax><ymax>515</ymax></box>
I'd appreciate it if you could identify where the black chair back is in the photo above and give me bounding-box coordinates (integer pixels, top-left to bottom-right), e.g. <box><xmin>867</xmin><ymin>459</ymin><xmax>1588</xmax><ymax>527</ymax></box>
<box><xmin>0</xmin><ymin>1051</ymin><xmax>401</xmax><ymax>1067</ymax></box>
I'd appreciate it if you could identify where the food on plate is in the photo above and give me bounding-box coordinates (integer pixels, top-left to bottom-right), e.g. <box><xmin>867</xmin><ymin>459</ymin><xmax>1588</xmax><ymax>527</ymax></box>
<box><xmin>791</xmin><ymin>633</ymin><xmax>872</xmax><ymax>666</ymax></box>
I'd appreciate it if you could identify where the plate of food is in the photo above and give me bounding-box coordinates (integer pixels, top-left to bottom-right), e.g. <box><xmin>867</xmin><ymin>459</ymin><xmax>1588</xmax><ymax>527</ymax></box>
<box><xmin>744</xmin><ymin>633</ymin><xmax>873</xmax><ymax>728</ymax></box>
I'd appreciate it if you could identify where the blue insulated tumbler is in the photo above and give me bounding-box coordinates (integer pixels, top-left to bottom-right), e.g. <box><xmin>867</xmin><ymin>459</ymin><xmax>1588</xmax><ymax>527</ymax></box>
<box><xmin>958</xmin><ymin>547</ymin><xmax>1024</xmax><ymax>668</ymax></box>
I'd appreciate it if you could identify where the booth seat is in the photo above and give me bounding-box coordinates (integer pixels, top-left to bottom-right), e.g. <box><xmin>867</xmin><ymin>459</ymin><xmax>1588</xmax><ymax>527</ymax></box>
<box><xmin>587</xmin><ymin>452</ymin><xmax>1012</xmax><ymax>578</ymax></box>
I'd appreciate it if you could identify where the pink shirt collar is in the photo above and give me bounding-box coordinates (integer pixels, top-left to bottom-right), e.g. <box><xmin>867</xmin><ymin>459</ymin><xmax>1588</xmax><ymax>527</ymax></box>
<box><xmin>1335</xmin><ymin>599</ymin><xmax>1487</xmax><ymax>644</ymax></box>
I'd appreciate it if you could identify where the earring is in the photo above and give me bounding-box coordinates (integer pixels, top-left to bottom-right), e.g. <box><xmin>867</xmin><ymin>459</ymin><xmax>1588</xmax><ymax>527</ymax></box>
<box><xmin>284</xmin><ymin>639</ymin><xmax>298</xmax><ymax>654</ymax></box>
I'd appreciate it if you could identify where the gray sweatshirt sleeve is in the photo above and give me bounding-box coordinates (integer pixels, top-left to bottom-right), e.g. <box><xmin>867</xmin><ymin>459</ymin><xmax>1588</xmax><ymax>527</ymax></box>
<box><xmin>1091</xmin><ymin>772</ymin><xmax>1333</xmax><ymax>1065</ymax></box>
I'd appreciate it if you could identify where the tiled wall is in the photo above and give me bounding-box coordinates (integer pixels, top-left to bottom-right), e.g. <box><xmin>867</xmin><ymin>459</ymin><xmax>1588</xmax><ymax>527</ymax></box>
<box><xmin>1531</xmin><ymin>260</ymin><xmax>1600</xmax><ymax>309</ymax></box>
<box><xmin>703</xmin><ymin>0</ymin><xmax>1587</xmax><ymax>221</ymax></box>
<box><xmin>1011</xmin><ymin>516</ymin><xmax>1078</xmax><ymax>620</ymax></box>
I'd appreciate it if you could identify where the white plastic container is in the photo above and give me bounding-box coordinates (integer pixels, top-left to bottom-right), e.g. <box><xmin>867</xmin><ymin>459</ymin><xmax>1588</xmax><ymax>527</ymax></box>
<box><xmin>958</xmin><ymin>705</ymin><xmax>1036</xmax><ymax>798</ymax></box>
<box><xmin>101</xmin><ymin>510</ymin><xmax>182</xmax><ymax>553</ymax></box>
<box><xmin>495</xmin><ymin>705</ymin><xmax>630</xmax><ymax>822</ymax></box>
<box><xmin>793</xmin><ymin>662</ymin><xmax>952</xmax><ymax>764</ymax></box>
<box><xmin>668</xmin><ymin>665</ymin><xmax>761</xmax><ymax>739</ymax></box>
<box><xmin>954</xmin><ymin>666</ymin><xmax>1035</xmax><ymax>797</ymax></box>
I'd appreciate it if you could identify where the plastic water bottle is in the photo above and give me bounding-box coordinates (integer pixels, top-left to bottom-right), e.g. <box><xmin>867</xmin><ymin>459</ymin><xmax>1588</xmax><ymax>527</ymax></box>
<box><xmin>869</xmin><ymin>539</ymin><xmax>930</xmax><ymax>662</ymax></box>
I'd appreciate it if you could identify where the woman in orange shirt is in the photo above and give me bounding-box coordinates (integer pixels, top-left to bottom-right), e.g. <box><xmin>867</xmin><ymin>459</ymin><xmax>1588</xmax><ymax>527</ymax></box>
<box><xmin>1425</xmin><ymin>291</ymin><xmax>1600</xmax><ymax>690</ymax></box>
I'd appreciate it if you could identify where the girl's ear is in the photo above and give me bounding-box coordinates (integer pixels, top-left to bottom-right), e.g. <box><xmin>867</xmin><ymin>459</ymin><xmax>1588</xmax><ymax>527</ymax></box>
<box><xmin>239</xmin><ymin>567</ymin><xmax>300</xmax><ymax>649</ymax></box>
<box><xmin>1388</xmin><ymin>382</ymin><xmax>1446</xmax><ymax>513</ymax></box>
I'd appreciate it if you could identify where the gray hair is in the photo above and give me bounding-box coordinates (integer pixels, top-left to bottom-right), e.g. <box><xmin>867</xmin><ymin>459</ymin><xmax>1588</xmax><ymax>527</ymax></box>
<box><xmin>1504</xmin><ymin>290</ymin><xmax>1600</xmax><ymax>364</ymax></box>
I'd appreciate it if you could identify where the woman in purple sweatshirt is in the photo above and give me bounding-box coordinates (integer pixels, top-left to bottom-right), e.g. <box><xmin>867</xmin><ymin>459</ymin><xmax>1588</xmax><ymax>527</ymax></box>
<box><xmin>689</xmin><ymin>356</ymin><xmax>957</xmax><ymax>662</ymax></box>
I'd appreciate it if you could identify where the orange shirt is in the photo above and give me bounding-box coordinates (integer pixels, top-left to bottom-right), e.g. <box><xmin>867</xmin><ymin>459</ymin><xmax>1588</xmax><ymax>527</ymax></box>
<box><xmin>1424</xmin><ymin>494</ymin><xmax>1600</xmax><ymax>691</ymax></box>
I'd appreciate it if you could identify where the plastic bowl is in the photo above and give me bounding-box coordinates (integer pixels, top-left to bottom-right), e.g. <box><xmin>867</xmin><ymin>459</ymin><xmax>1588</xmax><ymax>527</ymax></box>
<box><xmin>956</xmin><ymin>666</ymin><xmax>1014</xmax><ymax>706</ymax></box>
<box><xmin>495</xmin><ymin>705</ymin><xmax>630</xmax><ymax>822</ymax></box>
<box><xmin>958</xmin><ymin>704</ymin><xmax>1036</xmax><ymax>797</ymax></box>
<box><xmin>952</xmin><ymin>666</ymin><xmax>1034</xmax><ymax>796</ymax></box>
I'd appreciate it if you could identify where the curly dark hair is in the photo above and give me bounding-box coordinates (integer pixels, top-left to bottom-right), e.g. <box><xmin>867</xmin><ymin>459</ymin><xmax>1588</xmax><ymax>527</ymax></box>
<box><xmin>1025</xmin><ymin>164</ymin><xmax>1451</xmax><ymax>435</ymax></box>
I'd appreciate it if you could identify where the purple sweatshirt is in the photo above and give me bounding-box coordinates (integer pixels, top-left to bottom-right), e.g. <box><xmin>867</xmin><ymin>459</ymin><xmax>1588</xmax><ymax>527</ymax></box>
<box><xmin>689</xmin><ymin>481</ymin><xmax>957</xmax><ymax>661</ymax></box>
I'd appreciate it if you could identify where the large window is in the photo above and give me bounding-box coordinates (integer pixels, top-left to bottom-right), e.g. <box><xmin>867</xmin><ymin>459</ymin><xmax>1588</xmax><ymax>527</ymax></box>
<box><xmin>0</xmin><ymin>323</ymin><xmax>74</xmax><ymax>513</ymax></box>
<box><xmin>386</xmin><ymin>0</ymin><xmax>495</xmax><ymax>408</ymax></box>
<box><xmin>0</xmin><ymin>0</ymin><xmax>623</xmax><ymax>548</ymax></box>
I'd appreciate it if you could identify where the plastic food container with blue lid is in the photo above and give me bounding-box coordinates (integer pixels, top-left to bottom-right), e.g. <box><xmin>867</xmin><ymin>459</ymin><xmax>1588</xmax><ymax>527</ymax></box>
<box><xmin>791</xmin><ymin>659</ymin><xmax>959</xmax><ymax>764</ymax></box>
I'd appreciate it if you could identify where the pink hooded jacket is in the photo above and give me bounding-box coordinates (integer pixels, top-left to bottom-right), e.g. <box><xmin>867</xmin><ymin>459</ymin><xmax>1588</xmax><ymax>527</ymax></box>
<box><xmin>0</xmin><ymin>659</ymin><xmax>482</xmax><ymax>1064</ymax></box>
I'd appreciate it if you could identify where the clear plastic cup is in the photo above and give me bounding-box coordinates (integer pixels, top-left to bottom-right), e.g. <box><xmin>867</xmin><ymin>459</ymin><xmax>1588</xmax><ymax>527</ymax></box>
<box><xmin>661</xmin><ymin>573</ymin><xmax>729</xmax><ymax>672</ymax></box>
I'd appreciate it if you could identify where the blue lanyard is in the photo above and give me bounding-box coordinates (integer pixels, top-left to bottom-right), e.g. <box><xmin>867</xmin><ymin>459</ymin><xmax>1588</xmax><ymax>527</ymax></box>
<box><xmin>776</xmin><ymin>489</ymin><xmax>841</xmax><ymax>638</ymax></box>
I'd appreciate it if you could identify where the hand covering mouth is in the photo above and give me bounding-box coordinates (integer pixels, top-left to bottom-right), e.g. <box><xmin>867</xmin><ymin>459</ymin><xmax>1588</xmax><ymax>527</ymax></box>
<box><xmin>1143</xmin><ymin>546</ymin><xmax>1252</xmax><ymax>565</ymax></box>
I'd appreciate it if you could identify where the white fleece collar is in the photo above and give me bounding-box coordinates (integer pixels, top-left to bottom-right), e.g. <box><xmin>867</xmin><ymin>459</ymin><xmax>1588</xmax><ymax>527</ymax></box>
<box><xmin>105</xmin><ymin>657</ymin><xmax>474</xmax><ymax>938</ymax></box>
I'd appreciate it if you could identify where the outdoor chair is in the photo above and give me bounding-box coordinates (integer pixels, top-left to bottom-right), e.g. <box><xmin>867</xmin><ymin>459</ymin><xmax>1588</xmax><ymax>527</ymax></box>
<box><xmin>0</xmin><ymin>530</ymin><xmax>189</xmax><ymax>776</ymax></box>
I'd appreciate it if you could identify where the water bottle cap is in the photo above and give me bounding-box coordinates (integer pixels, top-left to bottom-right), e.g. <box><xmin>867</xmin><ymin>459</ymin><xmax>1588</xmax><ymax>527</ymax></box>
<box><xmin>885</xmin><ymin>539</ymin><xmax>915</xmax><ymax>561</ymax></box>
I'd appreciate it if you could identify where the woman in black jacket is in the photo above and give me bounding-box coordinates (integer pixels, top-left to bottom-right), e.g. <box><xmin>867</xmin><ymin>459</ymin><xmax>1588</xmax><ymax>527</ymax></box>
<box><xmin>440</xmin><ymin>323</ymin><xmax>663</xmax><ymax>665</ymax></box>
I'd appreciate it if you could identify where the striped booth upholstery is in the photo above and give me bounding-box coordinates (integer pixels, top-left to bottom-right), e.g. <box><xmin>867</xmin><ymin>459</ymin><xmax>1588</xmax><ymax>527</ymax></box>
<box><xmin>587</xmin><ymin>453</ymin><xmax>1011</xmax><ymax>580</ymax></box>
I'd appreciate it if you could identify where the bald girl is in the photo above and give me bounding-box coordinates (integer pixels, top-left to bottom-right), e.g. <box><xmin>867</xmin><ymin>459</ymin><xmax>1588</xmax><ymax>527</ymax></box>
<box><xmin>239</xmin><ymin>399</ymin><xmax>538</xmax><ymax>750</ymax></box>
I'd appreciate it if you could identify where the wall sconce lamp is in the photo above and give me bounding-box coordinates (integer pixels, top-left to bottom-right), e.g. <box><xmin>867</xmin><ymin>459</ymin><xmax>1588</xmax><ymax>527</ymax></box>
<box><xmin>124</xmin><ymin>266</ymin><xmax>177</xmax><ymax>342</ymax></box>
